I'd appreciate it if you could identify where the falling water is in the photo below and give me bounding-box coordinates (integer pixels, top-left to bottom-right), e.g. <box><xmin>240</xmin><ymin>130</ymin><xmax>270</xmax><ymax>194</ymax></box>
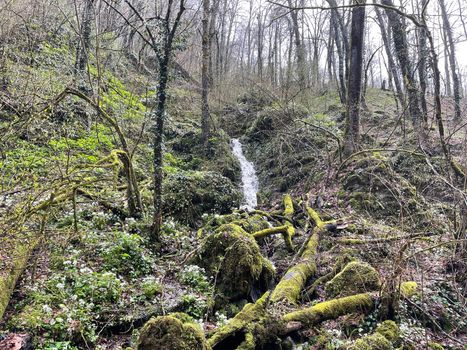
<box><xmin>230</xmin><ymin>138</ymin><xmax>259</xmax><ymax>210</ymax></box>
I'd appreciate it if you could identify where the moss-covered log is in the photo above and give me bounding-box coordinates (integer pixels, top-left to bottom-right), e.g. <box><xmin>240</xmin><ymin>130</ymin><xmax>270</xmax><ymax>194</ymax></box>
<box><xmin>282</xmin><ymin>293</ymin><xmax>376</xmax><ymax>330</ymax></box>
<box><xmin>252</xmin><ymin>225</ymin><xmax>295</xmax><ymax>251</ymax></box>
<box><xmin>269</xmin><ymin>206</ymin><xmax>331</xmax><ymax>304</ymax></box>
<box><xmin>0</xmin><ymin>234</ymin><xmax>39</xmax><ymax>319</ymax></box>
<box><xmin>207</xmin><ymin>293</ymin><xmax>270</xmax><ymax>349</ymax></box>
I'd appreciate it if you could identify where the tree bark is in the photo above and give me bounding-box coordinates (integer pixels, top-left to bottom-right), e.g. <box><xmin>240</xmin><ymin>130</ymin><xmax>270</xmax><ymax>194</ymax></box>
<box><xmin>343</xmin><ymin>0</ymin><xmax>366</xmax><ymax>155</ymax></box>
<box><xmin>417</xmin><ymin>0</ymin><xmax>429</xmax><ymax>121</ymax></box>
<box><xmin>439</xmin><ymin>0</ymin><xmax>462</xmax><ymax>120</ymax></box>
<box><xmin>288</xmin><ymin>0</ymin><xmax>306</xmax><ymax>90</ymax></box>
<box><xmin>75</xmin><ymin>0</ymin><xmax>94</xmax><ymax>92</ymax></box>
<box><xmin>150</xmin><ymin>1</ymin><xmax>186</xmax><ymax>242</ymax></box>
<box><xmin>382</xmin><ymin>0</ymin><xmax>423</xmax><ymax>132</ymax></box>
<box><xmin>201</xmin><ymin>0</ymin><xmax>212</xmax><ymax>146</ymax></box>
<box><xmin>374</xmin><ymin>4</ymin><xmax>404</xmax><ymax>107</ymax></box>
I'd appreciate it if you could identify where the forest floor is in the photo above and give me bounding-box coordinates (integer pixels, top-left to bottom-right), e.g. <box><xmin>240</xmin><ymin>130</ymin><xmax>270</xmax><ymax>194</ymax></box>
<box><xmin>1</xmin><ymin>66</ymin><xmax>466</xmax><ymax>349</ymax></box>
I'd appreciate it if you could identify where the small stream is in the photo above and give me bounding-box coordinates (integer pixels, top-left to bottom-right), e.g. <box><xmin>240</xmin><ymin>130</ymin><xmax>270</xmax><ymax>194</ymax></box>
<box><xmin>230</xmin><ymin>138</ymin><xmax>259</xmax><ymax>210</ymax></box>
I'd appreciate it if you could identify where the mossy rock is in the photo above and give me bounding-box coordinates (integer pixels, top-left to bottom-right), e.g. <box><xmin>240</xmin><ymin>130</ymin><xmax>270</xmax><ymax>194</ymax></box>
<box><xmin>349</xmin><ymin>332</ymin><xmax>391</xmax><ymax>350</ymax></box>
<box><xmin>349</xmin><ymin>320</ymin><xmax>399</xmax><ymax>350</ymax></box>
<box><xmin>375</xmin><ymin>320</ymin><xmax>399</xmax><ymax>343</ymax></box>
<box><xmin>137</xmin><ymin>313</ymin><xmax>211</xmax><ymax>350</ymax></box>
<box><xmin>163</xmin><ymin>171</ymin><xmax>241</xmax><ymax>227</ymax></box>
<box><xmin>194</xmin><ymin>224</ymin><xmax>275</xmax><ymax>304</ymax></box>
<box><xmin>325</xmin><ymin>261</ymin><xmax>380</xmax><ymax>298</ymax></box>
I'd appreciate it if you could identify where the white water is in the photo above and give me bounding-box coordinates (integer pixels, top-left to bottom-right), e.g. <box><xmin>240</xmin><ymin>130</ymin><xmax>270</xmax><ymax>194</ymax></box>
<box><xmin>230</xmin><ymin>138</ymin><xmax>259</xmax><ymax>210</ymax></box>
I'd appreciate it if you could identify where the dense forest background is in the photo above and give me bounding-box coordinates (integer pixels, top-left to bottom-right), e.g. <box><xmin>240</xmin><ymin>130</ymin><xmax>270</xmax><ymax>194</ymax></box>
<box><xmin>0</xmin><ymin>0</ymin><xmax>466</xmax><ymax>349</ymax></box>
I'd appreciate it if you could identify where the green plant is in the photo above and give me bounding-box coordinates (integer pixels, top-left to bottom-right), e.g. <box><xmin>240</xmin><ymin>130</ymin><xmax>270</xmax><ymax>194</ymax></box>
<box><xmin>180</xmin><ymin>294</ymin><xmax>207</xmax><ymax>320</ymax></box>
<box><xmin>141</xmin><ymin>277</ymin><xmax>163</xmax><ymax>299</ymax></box>
<box><xmin>9</xmin><ymin>268</ymin><xmax>123</xmax><ymax>345</ymax></box>
<box><xmin>179</xmin><ymin>265</ymin><xmax>211</xmax><ymax>293</ymax></box>
<box><xmin>102</xmin><ymin>231</ymin><xmax>152</xmax><ymax>277</ymax></box>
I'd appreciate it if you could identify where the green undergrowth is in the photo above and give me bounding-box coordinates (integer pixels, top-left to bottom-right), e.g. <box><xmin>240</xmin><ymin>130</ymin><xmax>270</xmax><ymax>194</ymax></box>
<box><xmin>5</xmin><ymin>208</ymin><xmax>198</xmax><ymax>348</ymax></box>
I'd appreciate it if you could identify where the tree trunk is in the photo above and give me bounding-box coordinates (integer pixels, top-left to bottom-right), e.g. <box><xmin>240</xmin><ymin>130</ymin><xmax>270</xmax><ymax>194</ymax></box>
<box><xmin>381</xmin><ymin>0</ymin><xmax>423</xmax><ymax>132</ymax></box>
<box><xmin>151</xmin><ymin>55</ymin><xmax>169</xmax><ymax>243</ymax></box>
<box><xmin>328</xmin><ymin>2</ymin><xmax>347</xmax><ymax>103</ymax></box>
<box><xmin>288</xmin><ymin>0</ymin><xmax>306</xmax><ymax>90</ymax></box>
<box><xmin>417</xmin><ymin>0</ymin><xmax>429</xmax><ymax>121</ymax></box>
<box><xmin>257</xmin><ymin>12</ymin><xmax>264</xmax><ymax>79</ymax></box>
<box><xmin>343</xmin><ymin>0</ymin><xmax>366</xmax><ymax>155</ymax></box>
<box><xmin>75</xmin><ymin>0</ymin><xmax>94</xmax><ymax>92</ymax></box>
<box><xmin>439</xmin><ymin>0</ymin><xmax>462</xmax><ymax>120</ymax></box>
<box><xmin>374</xmin><ymin>4</ymin><xmax>404</xmax><ymax>107</ymax></box>
<box><xmin>201</xmin><ymin>0</ymin><xmax>212</xmax><ymax>146</ymax></box>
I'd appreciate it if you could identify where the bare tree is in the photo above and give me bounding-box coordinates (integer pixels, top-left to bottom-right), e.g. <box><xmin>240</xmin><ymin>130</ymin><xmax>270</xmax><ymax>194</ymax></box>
<box><xmin>75</xmin><ymin>0</ymin><xmax>95</xmax><ymax>93</ymax></box>
<box><xmin>288</xmin><ymin>0</ymin><xmax>306</xmax><ymax>89</ymax></box>
<box><xmin>108</xmin><ymin>0</ymin><xmax>187</xmax><ymax>242</ymax></box>
<box><xmin>381</xmin><ymin>0</ymin><xmax>423</xmax><ymax>132</ymax></box>
<box><xmin>439</xmin><ymin>0</ymin><xmax>462</xmax><ymax>120</ymax></box>
<box><xmin>201</xmin><ymin>0</ymin><xmax>212</xmax><ymax>146</ymax></box>
<box><xmin>344</xmin><ymin>0</ymin><xmax>366</xmax><ymax>155</ymax></box>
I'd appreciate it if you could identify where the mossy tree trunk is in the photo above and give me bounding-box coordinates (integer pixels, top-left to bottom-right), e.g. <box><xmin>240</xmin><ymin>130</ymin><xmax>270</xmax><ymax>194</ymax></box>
<box><xmin>201</xmin><ymin>0</ymin><xmax>212</xmax><ymax>147</ymax></box>
<box><xmin>75</xmin><ymin>0</ymin><xmax>94</xmax><ymax>93</ymax></box>
<box><xmin>381</xmin><ymin>0</ymin><xmax>423</xmax><ymax>132</ymax></box>
<box><xmin>343</xmin><ymin>0</ymin><xmax>366</xmax><ymax>155</ymax></box>
<box><xmin>149</xmin><ymin>2</ymin><xmax>186</xmax><ymax>243</ymax></box>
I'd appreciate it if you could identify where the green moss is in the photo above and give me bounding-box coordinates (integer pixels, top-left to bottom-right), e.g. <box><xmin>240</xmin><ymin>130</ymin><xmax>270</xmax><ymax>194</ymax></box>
<box><xmin>163</xmin><ymin>171</ymin><xmax>241</xmax><ymax>226</ymax></box>
<box><xmin>207</xmin><ymin>294</ymin><xmax>267</xmax><ymax>347</ymax></box>
<box><xmin>400</xmin><ymin>281</ymin><xmax>418</xmax><ymax>298</ymax></box>
<box><xmin>270</xmin><ymin>232</ymin><xmax>319</xmax><ymax>304</ymax></box>
<box><xmin>137</xmin><ymin>313</ymin><xmax>211</xmax><ymax>350</ymax></box>
<box><xmin>207</xmin><ymin>293</ymin><xmax>281</xmax><ymax>350</ymax></box>
<box><xmin>0</xmin><ymin>234</ymin><xmax>39</xmax><ymax>319</ymax></box>
<box><xmin>427</xmin><ymin>342</ymin><xmax>445</xmax><ymax>350</ymax></box>
<box><xmin>283</xmin><ymin>194</ymin><xmax>294</xmax><ymax>216</ymax></box>
<box><xmin>325</xmin><ymin>261</ymin><xmax>380</xmax><ymax>298</ymax></box>
<box><xmin>230</xmin><ymin>214</ymin><xmax>270</xmax><ymax>234</ymax></box>
<box><xmin>195</xmin><ymin>224</ymin><xmax>274</xmax><ymax>304</ymax></box>
<box><xmin>375</xmin><ymin>320</ymin><xmax>399</xmax><ymax>342</ymax></box>
<box><xmin>283</xmin><ymin>293</ymin><xmax>375</xmax><ymax>326</ymax></box>
<box><xmin>350</xmin><ymin>333</ymin><xmax>391</xmax><ymax>350</ymax></box>
<box><xmin>350</xmin><ymin>320</ymin><xmax>399</xmax><ymax>350</ymax></box>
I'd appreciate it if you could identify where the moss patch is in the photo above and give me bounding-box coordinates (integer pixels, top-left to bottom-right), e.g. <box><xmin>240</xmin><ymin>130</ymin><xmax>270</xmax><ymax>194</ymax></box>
<box><xmin>400</xmin><ymin>281</ymin><xmax>418</xmax><ymax>298</ymax></box>
<box><xmin>194</xmin><ymin>224</ymin><xmax>275</xmax><ymax>304</ymax></box>
<box><xmin>325</xmin><ymin>261</ymin><xmax>380</xmax><ymax>298</ymax></box>
<box><xmin>137</xmin><ymin>313</ymin><xmax>211</xmax><ymax>350</ymax></box>
<box><xmin>349</xmin><ymin>320</ymin><xmax>399</xmax><ymax>350</ymax></box>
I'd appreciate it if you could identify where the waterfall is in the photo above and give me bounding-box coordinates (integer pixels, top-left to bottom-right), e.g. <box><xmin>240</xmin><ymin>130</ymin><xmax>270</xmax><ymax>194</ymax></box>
<box><xmin>230</xmin><ymin>139</ymin><xmax>259</xmax><ymax>210</ymax></box>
